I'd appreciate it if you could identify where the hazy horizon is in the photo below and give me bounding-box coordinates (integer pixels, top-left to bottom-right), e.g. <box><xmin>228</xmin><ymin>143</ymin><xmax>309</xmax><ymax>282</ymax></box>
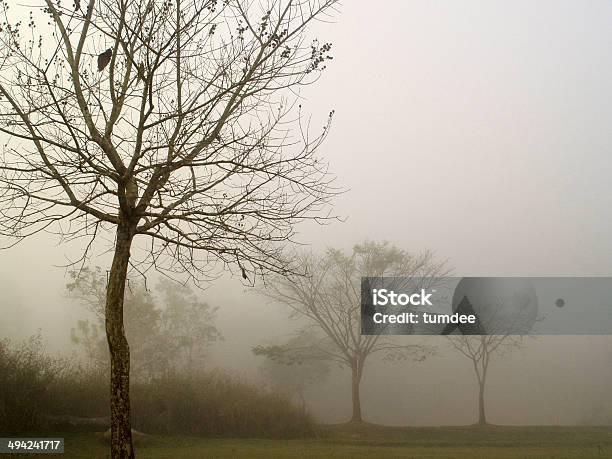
<box><xmin>1</xmin><ymin>0</ymin><xmax>611</xmax><ymax>427</ymax></box>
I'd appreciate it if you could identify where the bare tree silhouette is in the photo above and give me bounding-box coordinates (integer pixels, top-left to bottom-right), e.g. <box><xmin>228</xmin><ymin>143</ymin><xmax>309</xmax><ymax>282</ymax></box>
<box><xmin>447</xmin><ymin>302</ymin><xmax>526</xmax><ymax>425</ymax></box>
<box><xmin>0</xmin><ymin>0</ymin><xmax>339</xmax><ymax>455</ymax></box>
<box><xmin>254</xmin><ymin>241</ymin><xmax>446</xmax><ymax>422</ymax></box>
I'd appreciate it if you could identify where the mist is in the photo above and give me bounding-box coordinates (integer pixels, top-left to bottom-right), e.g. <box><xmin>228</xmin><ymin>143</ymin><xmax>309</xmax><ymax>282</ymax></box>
<box><xmin>1</xmin><ymin>0</ymin><xmax>611</xmax><ymax>444</ymax></box>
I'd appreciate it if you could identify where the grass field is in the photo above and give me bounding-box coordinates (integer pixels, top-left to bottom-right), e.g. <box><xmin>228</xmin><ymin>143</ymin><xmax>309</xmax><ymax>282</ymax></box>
<box><xmin>10</xmin><ymin>424</ymin><xmax>612</xmax><ymax>458</ymax></box>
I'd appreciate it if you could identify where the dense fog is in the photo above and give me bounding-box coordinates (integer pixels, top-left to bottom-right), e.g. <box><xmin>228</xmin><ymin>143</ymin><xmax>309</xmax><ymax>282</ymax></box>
<box><xmin>1</xmin><ymin>0</ymin><xmax>611</xmax><ymax>429</ymax></box>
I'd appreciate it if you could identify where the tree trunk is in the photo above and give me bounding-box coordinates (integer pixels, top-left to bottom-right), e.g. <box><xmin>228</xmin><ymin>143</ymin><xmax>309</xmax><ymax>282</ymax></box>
<box><xmin>297</xmin><ymin>390</ymin><xmax>307</xmax><ymax>414</ymax></box>
<box><xmin>350</xmin><ymin>362</ymin><xmax>362</xmax><ymax>422</ymax></box>
<box><xmin>105</xmin><ymin>222</ymin><xmax>135</xmax><ymax>458</ymax></box>
<box><xmin>477</xmin><ymin>380</ymin><xmax>487</xmax><ymax>425</ymax></box>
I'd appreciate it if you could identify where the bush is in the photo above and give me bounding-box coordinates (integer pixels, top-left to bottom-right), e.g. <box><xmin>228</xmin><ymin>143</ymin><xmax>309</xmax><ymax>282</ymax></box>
<box><xmin>0</xmin><ymin>336</ymin><xmax>313</xmax><ymax>438</ymax></box>
<box><xmin>0</xmin><ymin>335</ymin><xmax>65</xmax><ymax>433</ymax></box>
<box><xmin>47</xmin><ymin>365</ymin><xmax>109</xmax><ymax>419</ymax></box>
<box><xmin>131</xmin><ymin>370</ymin><xmax>314</xmax><ymax>438</ymax></box>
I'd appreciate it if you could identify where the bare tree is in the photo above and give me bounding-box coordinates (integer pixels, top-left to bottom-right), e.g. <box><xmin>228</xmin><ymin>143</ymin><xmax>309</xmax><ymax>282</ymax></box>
<box><xmin>447</xmin><ymin>289</ymin><xmax>535</xmax><ymax>426</ymax></box>
<box><xmin>254</xmin><ymin>241</ymin><xmax>446</xmax><ymax>422</ymax></box>
<box><xmin>0</xmin><ymin>0</ymin><xmax>339</xmax><ymax>455</ymax></box>
<box><xmin>448</xmin><ymin>334</ymin><xmax>523</xmax><ymax>425</ymax></box>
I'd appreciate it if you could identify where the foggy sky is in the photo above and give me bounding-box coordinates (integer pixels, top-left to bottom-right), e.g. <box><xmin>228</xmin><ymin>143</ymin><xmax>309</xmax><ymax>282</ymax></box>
<box><xmin>1</xmin><ymin>0</ymin><xmax>611</xmax><ymax>425</ymax></box>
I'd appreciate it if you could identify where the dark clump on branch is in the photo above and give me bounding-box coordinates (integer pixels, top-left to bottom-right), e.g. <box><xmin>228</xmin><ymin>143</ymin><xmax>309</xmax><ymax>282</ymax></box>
<box><xmin>137</xmin><ymin>62</ymin><xmax>146</xmax><ymax>81</ymax></box>
<box><xmin>97</xmin><ymin>48</ymin><xmax>113</xmax><ymax>72</ymax></box>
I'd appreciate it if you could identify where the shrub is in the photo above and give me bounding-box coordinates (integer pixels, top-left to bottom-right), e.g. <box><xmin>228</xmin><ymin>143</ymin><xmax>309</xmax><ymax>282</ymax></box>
<box><xmin>47</xmin><ymin>364</ymin><xmax>109</xmax><ymax>419</ymax></box>
<box><xmin>131</xmin><ymin>370</ymin><xmax>314</xmax><ymax>438</ymax></box>
<box><xmin>0</xmin><ymin>335</ymin><xmax>65</xmax><ymax>433</ymax></box>
<box><xmin>1</xmin><ymin>337</ymin><xmax>313</xmax><ymax>438</ymax></box>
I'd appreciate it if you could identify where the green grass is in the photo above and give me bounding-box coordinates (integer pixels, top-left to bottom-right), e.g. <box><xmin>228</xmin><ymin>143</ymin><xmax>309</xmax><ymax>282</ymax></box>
<box><xmin>9</xmin><ymin>424</ymin><xmax>612</xmax><ymax>458</ymax></box>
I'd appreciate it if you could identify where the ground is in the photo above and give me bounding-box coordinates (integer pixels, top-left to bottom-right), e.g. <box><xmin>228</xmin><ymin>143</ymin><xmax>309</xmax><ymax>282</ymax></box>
<box><xmin>9</xmin><ymin>424</ymin><xmax>612</xmax><ymax>458</ymax></box>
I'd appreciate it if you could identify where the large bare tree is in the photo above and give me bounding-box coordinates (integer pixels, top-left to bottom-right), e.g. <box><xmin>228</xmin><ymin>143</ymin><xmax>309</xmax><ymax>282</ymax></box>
<box><xmin>254</xmin><ymin>241</ymin><xmax>446</xmax><ymax>422</ymax></box>
<box><xmin>0</xmin><ymin>0</ymin><xmax>339</xmax><ymax>455</ymax></box>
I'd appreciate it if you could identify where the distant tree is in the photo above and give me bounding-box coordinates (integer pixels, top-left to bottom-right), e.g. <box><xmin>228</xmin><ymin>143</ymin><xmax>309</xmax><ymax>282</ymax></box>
<box><xmin>254</xmin><ymin>241</ymin><xmax>446</xmax><ymax>422</ymax></box>
<box><xmin>156</xmin><ymin>278</ymin><xmax>222</xmax><ymax>370</ymax></box>
<box><xmin>68</xmin><ymin>267</ymin><xmax>221</xmax><ymax>379</ymax></box>
<box><xmin>258</xmin><ymin>331</ymin><xmax>330</xmax><ymax>411</ymax></box>
<box><xmin>447</xmin><ymin>334</ymin><xmax>523</xmax><ymax>425</ymax></box>
<box><xmin>0</xmin><ymin>0</ymin><xmax>338</xmax><ymax>453</ymax></box>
